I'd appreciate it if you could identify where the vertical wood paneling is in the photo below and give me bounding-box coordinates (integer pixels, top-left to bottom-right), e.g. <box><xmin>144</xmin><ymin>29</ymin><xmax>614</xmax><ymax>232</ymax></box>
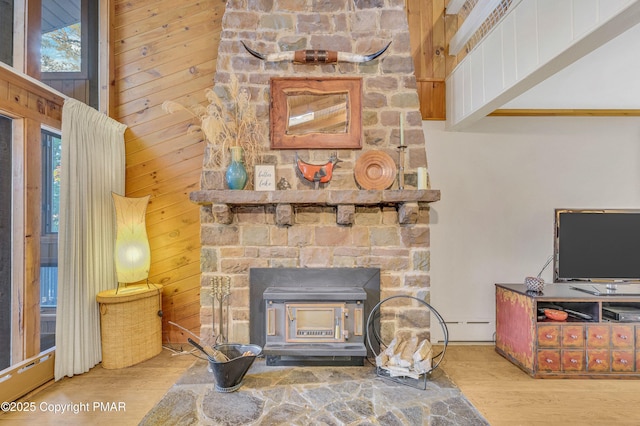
<box><xmin>42</xmin><ymin>78</ymin><xmax>90</xmax><ymax>104</ymax></box>
<box><xmin>113</xmin><ymin>0</ymin><xmax>223</xmax><ymax>343</ymax></box>
<box><xmin>408</xmin><ymin>0</ymin><xmax>456</xmax><ymax>120</ymax></box>
<box><xmin>407</xmin><ymin>0</ymin><xmax>432</xmax><ymax>78</ymax></box>
<box><xmin>24</xmin><ymin>118</ymin><xmax>42</xmax><ymax>357</ymax></box>
<box><xmin>431</xmin><ymin>0</ymin><xmax>446</xmax><ymax>79</ymax></box>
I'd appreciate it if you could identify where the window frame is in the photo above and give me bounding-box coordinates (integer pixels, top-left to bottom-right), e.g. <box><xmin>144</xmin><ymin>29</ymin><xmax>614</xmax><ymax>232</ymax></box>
<box><xmin>40</xmin><ymin>0</ymin><xmax>89</xmax><ymax>79</ymax></box>
<box><xmin>40</xmin><ymin>128</ymin><xmax>61</xmax><ymax>235</ymax></box>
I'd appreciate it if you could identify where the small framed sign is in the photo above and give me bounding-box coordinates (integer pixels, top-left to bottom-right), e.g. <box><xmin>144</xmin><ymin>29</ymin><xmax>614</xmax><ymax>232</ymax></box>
<box><xmin>254</xmin><ymin>165</ymin><xmax>276</xmax><ymax>191</ymax></box>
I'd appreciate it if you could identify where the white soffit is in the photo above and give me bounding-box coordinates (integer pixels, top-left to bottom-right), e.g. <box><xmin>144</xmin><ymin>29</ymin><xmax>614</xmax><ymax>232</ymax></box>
<box><xmin>446</xmin><ymin>0</ymin><xmax>640</xmax><ymax>131</ymax></box>
<box><xmin>501</xmin><ymin>22</ymin><xmax>640</xmax><ymax>109</ymax></box>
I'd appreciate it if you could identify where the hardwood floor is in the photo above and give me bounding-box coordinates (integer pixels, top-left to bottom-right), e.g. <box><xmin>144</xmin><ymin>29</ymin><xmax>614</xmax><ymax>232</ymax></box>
<box><xmin>2</xmin><ymin>344</ymin><xmax>639</xmax><ymax>425</ymax></box>
<box><xmin>0</xmin><ymin>345</ymin><xmax>196</xmax><ymax>425</ymax></box>
<box><xmin>441</xmin><ymin>344</ymin><xmax>640</xmax><ymax>426</ymax></box>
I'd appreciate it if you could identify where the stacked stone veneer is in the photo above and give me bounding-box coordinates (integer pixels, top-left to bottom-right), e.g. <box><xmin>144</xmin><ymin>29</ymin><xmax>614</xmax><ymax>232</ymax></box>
<box><xmin>199</xmin><ymin>0</ymin><xmax>433</xmax><ymax>344</ymax></box>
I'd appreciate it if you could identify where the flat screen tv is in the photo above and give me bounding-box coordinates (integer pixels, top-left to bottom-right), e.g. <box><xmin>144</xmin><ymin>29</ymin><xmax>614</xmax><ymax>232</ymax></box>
<box><xmin>554</xmin><ymin>209</ymin><xmax>640</xmax><ymax>283</ymax></box>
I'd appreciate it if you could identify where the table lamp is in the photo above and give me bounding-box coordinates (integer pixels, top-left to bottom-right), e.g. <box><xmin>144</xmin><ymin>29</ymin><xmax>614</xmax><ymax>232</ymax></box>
<box><xmin>112</xmin><ymin>193</ymin><xmax>151</xmax><ymax>291</ymax></box>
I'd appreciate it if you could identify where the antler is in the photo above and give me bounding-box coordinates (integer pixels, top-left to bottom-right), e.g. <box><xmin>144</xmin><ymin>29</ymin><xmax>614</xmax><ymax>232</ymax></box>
<box><xmin>241</xmin><ymin>41</ymin><xmax>391</xmax><ymax>64</ymax></box>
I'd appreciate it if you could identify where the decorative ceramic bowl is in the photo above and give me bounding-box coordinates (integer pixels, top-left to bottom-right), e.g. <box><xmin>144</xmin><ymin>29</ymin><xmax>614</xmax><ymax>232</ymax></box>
<box><xmin>544</xmin><ymin>308</ymin><xmax>568</xmax><ymax>321</ymax></box>
<box><xmin>524</xmin><ymin>276</ymin><xmax>544</xmax><ymax>293</ymax></box>
<box><xmin>354</xmin><ymin>150</ymin><xmax>397</xmax><ymax>190</ymax></box>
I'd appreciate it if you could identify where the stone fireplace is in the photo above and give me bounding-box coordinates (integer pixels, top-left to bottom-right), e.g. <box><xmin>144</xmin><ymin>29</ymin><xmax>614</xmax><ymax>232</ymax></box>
<box><xmin>192</xmin><ymin>0</ymin><xmax>439</xmax><ymax>348</ymax></box>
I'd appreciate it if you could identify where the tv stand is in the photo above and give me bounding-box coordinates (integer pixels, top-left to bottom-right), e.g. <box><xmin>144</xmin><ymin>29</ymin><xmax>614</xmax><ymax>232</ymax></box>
<box><xmin>495</xmin><ymin>283</ymin><xmax>640</xmax><ymax>378</ymax></box>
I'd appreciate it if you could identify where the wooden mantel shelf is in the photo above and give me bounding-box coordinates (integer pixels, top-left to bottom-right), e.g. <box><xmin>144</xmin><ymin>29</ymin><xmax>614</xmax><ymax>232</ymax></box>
<box><xmin>190</xmin><ymin>189</ymin><xmax>440</xmax><ymax>206</ymax></box>
<box><xmin>190</xmin><ymin>189</ymin><xmax>441</xmax><ymax>225</ymax></box>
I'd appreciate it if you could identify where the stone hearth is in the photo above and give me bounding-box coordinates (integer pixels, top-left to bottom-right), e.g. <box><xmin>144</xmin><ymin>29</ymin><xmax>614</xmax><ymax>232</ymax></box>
<box><xmin>140</xmin><ymin>359</ymin><xmax>489</xmax><ymax>425</ymax></box>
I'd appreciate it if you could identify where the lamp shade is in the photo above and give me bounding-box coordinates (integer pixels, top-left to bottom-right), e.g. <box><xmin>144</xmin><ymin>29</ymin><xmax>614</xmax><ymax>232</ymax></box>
<box><xmin>112</xmin><ymin>193</ymin><xmax>151</xmax><ymax>284</ymax></box>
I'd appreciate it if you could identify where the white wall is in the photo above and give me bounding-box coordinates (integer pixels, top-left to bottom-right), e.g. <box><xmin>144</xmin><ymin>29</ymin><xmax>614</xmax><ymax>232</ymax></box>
<box><xmin>425</xmin><ymin>116</ymin><xmax>640</xmax><ymax>342</ymax></box>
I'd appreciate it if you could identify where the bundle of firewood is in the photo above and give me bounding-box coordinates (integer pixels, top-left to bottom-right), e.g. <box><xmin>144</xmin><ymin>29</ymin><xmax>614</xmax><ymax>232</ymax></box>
<box><xmin>375</xmin><ymin>335</ymin><xmax>433</xmax><ymax>379</ymax></box>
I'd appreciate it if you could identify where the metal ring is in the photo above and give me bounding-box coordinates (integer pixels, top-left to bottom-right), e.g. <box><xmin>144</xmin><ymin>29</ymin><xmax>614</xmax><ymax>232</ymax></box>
<box><xmin>365</xmin><ymin>294</ymin><xmax>449</xmax><ymax>373</ymax></box>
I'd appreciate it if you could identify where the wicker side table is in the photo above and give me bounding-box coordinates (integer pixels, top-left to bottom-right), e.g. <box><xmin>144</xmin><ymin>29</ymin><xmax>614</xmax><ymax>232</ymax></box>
<box><xmin>96</xmin><ymin>284</ymin><xmax>162</xmax><ymax>369</ymax></box>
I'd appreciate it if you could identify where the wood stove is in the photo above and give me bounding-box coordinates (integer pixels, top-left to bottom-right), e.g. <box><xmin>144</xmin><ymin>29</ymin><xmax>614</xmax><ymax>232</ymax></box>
<box><xmin>249</xmin><ymin>268</ymin><xmax>380</xmax><ymax>366</ymax></box>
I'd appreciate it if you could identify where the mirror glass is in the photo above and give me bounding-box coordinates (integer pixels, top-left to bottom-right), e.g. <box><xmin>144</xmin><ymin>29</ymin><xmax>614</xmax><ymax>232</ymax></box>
<box><xmin>286</xmin><ymin>92</ymin><xmax>348</xmax><ymax>135</ymax></box>
<box><xmin>270</xmin><ymin>77</ymin><xmax>362</xmax><ymax>149</ymax></box>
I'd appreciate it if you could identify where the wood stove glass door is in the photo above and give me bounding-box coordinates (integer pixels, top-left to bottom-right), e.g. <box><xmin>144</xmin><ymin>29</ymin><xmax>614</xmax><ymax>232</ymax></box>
<box><xmin>285</xmin><ymin>303</ymin><xmax>345</xmax><ymax>343</ymax></box>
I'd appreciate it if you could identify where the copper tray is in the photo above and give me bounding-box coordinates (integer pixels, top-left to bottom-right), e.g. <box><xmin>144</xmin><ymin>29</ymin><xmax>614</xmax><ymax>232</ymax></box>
<box><xmin>354</xmin><ymin>150</ymin><xmax>397</xmax><ymax>190</ymax></box>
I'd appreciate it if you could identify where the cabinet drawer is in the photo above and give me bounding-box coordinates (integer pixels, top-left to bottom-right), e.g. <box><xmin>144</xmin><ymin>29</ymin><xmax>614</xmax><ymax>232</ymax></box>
<box><xmin>586</xmin><ymin>325</ymin><xmax>610</xmax><ymax>348</ymax></box>
<box><xmin>611</xmin><ymin>350</ymin><xmax>634</xmax><ymax>372</ymax></box>
<box><xmin>611</xmin><ymin>325</ymin><xmax>634</xmax><ymax>348</ymax></box>
<box><xmin>537</xmin><ymin>350</ymin><xmax>561</xmax><ymax>372</ymax></box>
<box><xmin>538</xmin><ymin>325</ymin><xmax>561</xmax><ymax>348</ymax></box>
<box><xmin>587</xmin><ymin>349</ymin><xmax>610</xmax><ymax>372</ymax></box>
<box><xmin>561</xmin><ymin>350</ymin><xmax>585</xmax><ymax>371</ymax></box>
<box><xmin>561</xmin><ymin>325</ymin><xmax>584</xmax><ymax>348</ymax></box>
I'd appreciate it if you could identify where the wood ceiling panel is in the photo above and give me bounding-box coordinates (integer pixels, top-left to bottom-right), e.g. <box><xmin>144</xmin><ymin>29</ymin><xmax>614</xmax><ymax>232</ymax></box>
<box><xmin>147</xmin><ymin>219</ymin><xmax>200</xmax><ymax>247</ymax></box>
<box><xmin>116</xmin><ymin>61</ymin><xmax>214</xmax><ymax>111</ymax></box>
<box><xmin>149</xmin><ymin>236</ymin><xmax>202</xmax><ymax>264</ymax></box>
<box><xmin>125</xmin><ymin>155</ymin><xmax>204</xmax><ymax>192</ymax></box>
<box><xmin>151</xmin><ymin>253</ymin><xmax>200</xmax><ymax>281</ymax></box>
<box><xmin>146</xmin><ymin>199</ymin><xmax>201</xmax><ymax>228</ymax></box>
<box><xmin>127</xmin><ymin>132</ymin><xmax>203</xmax><ymax>167</ymax></box>
<box><xmin>144</xmin><ymin>179</ymin><xmax>201</xmax><ymax>211</ymax></box>
<box><xmin>126</xmin><ymin>139</ymin><xmax>204</xmax><ymax>180</ymax></box>
<box><xmin>114</xmin><ymin>1</ymin><xmax>213</xmax><ymax>40</ymax></box>
<box><xmin>125</xmin><ymin>122</ymin><xmax>196</xmax><ymax>153</ymax></box>
<box><xmin>114</xmin><ymin>10</ymin><xmax>217</xmax><ymax>56</ymax></box>
<box><xmin>149</xmin><ymin>260</ymin><xmax>200</xmax><ymax>287</ymax></box>
<box><xmin>118</xmin><ymin>46</ymin><xmax>215</xmax><ymax>90</ymax></box>
<box><xmin>163</xmin><ymin>283</ymin><xmax>203</xmax><ymax>310</ymax></box>
<box><xmin>115</xmin><ymin>34</ymin><xmax>219</xmax><ymax>79</ymax></box>
<box><xmin>127</xmin><ymin>170</ymin><xmax>200</xmax><ymax>200</ymax></box>
<box><xmin>114</xmin><ymin>0</ymin><xmax>224</xmax><ymax>342</ymax></box>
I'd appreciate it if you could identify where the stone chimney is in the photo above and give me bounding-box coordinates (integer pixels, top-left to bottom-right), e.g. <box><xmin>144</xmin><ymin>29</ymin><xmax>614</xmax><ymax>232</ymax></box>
<box><xmin>196</xmin><ymin>0</ymin><xmax>437</xmax><ymax>345</ymax></box>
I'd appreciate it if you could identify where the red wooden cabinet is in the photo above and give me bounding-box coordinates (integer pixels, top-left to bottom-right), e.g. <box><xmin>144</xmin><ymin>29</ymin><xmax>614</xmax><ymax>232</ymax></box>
<box><xmin>537</xmin><ymin>350</ymin><xmax>561</xmax><ymax>372</ymax></box>
<box><xmin>562</xmin><ymin>325</ymin><xmax>584</xmax><ymax>347</ymax></box>
<box><xmin>537</xmin><ymin>325</ymin><xmax>560</xmax><ymax>347</ymax></box>
<box><xmin>496</xmin><ymin>284</ymin><xmax>640</xmax><ymax>378</ymax></box>
<box><xmin>561</xmin><ymin>349</ymin><xmax>585</xmax><ymax>371</ymax></box>
<box><xmin>612</xmin><ymin>325</ymin><xmax>634</xmax><ymax>348</ymax></box>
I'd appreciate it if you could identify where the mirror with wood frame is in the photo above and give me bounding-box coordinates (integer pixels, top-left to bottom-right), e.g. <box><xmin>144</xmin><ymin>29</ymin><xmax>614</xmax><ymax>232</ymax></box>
<box><xmin>270</xmin><ymin>77</ymin><xmax>362</xmax><ymax>149</ymax></box>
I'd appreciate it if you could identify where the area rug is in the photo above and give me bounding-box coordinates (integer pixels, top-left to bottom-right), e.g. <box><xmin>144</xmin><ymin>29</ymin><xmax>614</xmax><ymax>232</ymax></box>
<box><xmin>140</xmin><ymin>358</ymin><xmax>488</xmax><ymax>425</ymax></box>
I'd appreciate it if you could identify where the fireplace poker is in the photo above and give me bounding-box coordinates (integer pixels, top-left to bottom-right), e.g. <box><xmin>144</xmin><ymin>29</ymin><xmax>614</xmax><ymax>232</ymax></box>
<box><xmin>211</xmin><ymin>276</ymin><xmax>231</xmax><ymax>343</ymax></box>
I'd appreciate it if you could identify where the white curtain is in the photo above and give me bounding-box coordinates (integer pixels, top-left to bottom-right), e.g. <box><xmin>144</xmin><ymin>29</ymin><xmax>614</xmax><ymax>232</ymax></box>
<box><xmin>54</xmin><ymin>99</ymin><xmax>126</xmax><ymax>380</ymax></box>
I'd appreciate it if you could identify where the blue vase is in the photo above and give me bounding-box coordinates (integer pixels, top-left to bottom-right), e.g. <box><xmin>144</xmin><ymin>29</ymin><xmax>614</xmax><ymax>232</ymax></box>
<box><xmin>225</xmin><ymin>147</ymin><xmax>247</xmax><ymax>190</ymax></box>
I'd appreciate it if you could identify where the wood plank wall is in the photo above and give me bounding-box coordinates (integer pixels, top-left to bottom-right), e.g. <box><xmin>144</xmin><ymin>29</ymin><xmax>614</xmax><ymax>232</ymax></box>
<box><xmin>109</xmin><ymin>0</ymin><xmax>450</xmax><ymax>343</ymax></box>
<box><xmin>112</xmin><ymin>0</ymin><xmax>224</xmax><ymax>343</ymax></box>
<box><xmin>407</xmin><ymin>0</ymin><xmax>458</xmax><ymax>121</ymax></box>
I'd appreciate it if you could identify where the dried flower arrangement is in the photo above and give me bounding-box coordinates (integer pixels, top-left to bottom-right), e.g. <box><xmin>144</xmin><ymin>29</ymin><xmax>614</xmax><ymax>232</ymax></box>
<box><xmin>162</xmin><ymin>75</ymin><xmax>266</xmax><ymax>188</ymax></box>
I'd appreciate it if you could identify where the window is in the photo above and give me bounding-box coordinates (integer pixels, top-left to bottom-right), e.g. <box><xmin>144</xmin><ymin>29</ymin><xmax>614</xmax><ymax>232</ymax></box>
<box><xmin>41</xmin><ymin>0</ymin><xmax>85</xmax><ymax>75</ymax></box>
<box><xmin>40</xmin><ymin>129</ymin><xmax>61</xmax><ymax>351</ymax></box>
<box><xmin>0</xmin><ymin>114</ymin><xmax>12</xmax><ymax>370</ymax></box>
<box><xmin>40</xmin><ymin>0</ymin><xmax>98</xmax><ymax>108</ymax></box>
<box><xmin>41</xmin><ymin>129</ymin><xmax>61</xmax><ymax>235</ymax></box>
<box><xmin>0</xmin><ymin>0</ymin><xmax>13</xmax><ymax>66</ymax></box>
